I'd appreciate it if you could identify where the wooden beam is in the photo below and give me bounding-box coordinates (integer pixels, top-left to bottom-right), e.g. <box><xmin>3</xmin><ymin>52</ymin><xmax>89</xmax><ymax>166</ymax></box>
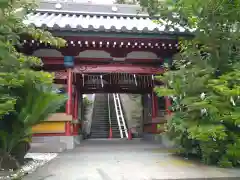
<box><xmin>73</xmin><ymin>64</ymin><xmax>164</xmax><ymax>74</ymax></box>
<box><xmin>80</xmin><ymin>88</ymin><xmax>152</xmax><ymax>94</ymax></box>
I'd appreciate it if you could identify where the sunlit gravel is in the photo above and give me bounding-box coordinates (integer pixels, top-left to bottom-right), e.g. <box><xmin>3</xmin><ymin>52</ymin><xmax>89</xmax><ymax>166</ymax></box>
<box><xmin>0</xmin><ymin>153</ymin><xmax>58</xmax><ymax>179</ymax></box>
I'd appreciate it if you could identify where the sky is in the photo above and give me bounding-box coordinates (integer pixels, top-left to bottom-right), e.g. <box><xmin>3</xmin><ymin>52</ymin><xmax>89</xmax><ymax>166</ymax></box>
<box><xmin>93</xmin><ymin>0</ymin><xmax>114</xmax><ymax>4</ymax></box>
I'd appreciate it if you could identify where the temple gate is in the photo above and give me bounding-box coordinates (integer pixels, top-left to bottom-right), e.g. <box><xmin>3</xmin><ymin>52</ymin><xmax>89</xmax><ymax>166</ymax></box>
<box><xmin>20</xmin><ymin>0</ymin><xmax>191</xmax><ymax>149</ymax></box>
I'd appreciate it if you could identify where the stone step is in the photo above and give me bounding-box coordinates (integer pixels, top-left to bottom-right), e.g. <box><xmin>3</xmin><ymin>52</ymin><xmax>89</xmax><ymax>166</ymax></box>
<box><xmin>112</xmin><ymin>132</ymin><xmax>121</xmax><ymax>134</ymax></box>
<box><xmin>89</xmin><ymin>136</ymin><xmax>109</xmax><ymax>139</ymax></box>
<box><xmin>91</xmin><ymin>127</ymin><xmax>109</xmax><ymax>129</ymax></box>
<box><xmin>91</xmin><ymin>121</ymin><xmax>109</xmax><ymax>122</ymax></box>
<box><xmin>91</xmin><ymin>131</ymin><xmax>109</xmax><ymax>134</ymax></box>
<box><xmin>91</xmin><ymin>125</ymin><xmax>109</xmax><ymax>127</ymax></box>
<box><xmin>91</xmin><ymin>119</ymin><xmax>108</xmax><ymax>121</ymax></box>
<box><xmin>90</xmin><ymin>94</ymin><xmax>123</xmax><ymax>139</ymax></box>
<box><xmin>90</xmin><ymin>132</ymin><xmax>108</xmax><ymax>134</ymax></box>
<box><xmin>91</xmin><ymin>130</ymin><xmax>109</xmax><ymax>132</ymax></box>
<box><xmin>91</xmin><ymin>122</ymin><xmax>109</xmax><ymax>124</ymax></box>
<box><xmin>91</xmin><ymin>124</ymin><xmax>109</xmax><ymax>127</ymax></box>
<box><xmin>90</xmin><ymin>135</ymin><xmax>109</xmax><ymax>137</ymax></box>
<box><xmin>91</xmin><ymin>130</ymin><xmax>109</xmax><ymax>133</ymax></box>
<box><xmin>91</xmin><ymin>124</ymin><xmax>109</xmax><ymax>126</ymax></box>
<box><xmin>90</xmin><ymin>133</ymin><xmax>108</xmax><ymax>135</ymax></box>
<box><xmin>111</xmin><ymin>128</ymin><xmax>121</xmax><ymax>130</ymax></box>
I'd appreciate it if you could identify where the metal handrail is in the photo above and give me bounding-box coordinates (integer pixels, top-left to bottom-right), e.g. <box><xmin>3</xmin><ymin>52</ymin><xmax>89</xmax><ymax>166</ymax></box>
<box><xmin>116</xmin><ymin>94</ymin><xmax>128</xmax><ymax>138</ymax></box>
<box><xmin>113</xmin><ymin>93</ymin><xmax>128</xmax><ymax>138</ymax></box>
<box><xmin>113</xmin><ymin>93</ymin><xmax>123</xmax><ymax>138</ymax></box>
<box><xmin>107</xmin><ymin>93</ymin><xmax>112</xmax><ymax>130</ymax></box>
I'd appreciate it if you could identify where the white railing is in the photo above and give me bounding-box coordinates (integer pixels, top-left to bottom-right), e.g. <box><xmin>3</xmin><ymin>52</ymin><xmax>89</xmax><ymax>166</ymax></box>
<box><xmin>107</xmin><ymin>93</ymin><xmax>112</xmax><ymax>133</ymax></box>
<box><xmin>113</xmin><ymin>93</ymin><xmax>128</xmax><ymax>138</ymax></box>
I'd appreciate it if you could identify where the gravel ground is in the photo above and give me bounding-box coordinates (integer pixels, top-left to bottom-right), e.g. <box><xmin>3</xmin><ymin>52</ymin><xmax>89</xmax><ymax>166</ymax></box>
<box><xmin>0</xmin><ymin>153</ymin><xmax>58</xmax><ymax>180</ymax></box>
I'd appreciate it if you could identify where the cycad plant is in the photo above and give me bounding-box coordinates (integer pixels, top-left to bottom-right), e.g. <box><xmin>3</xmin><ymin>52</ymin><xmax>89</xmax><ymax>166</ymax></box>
<box><xmin>0</xmin><ymin>0</ymin><xmax>66</xmax><ymax>170</ymax></box>
<box><xmin>0</xmin><ymin>80</ymin><xmax>66</xmax><ymax>169</ymax></box>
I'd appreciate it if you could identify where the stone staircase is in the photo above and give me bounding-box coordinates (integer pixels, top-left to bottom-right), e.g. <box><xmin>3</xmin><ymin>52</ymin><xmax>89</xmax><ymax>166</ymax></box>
<box><xmin>89</xmin><ymin>94</ymin><xmax>110</xmax><ymax>138</ymax></box>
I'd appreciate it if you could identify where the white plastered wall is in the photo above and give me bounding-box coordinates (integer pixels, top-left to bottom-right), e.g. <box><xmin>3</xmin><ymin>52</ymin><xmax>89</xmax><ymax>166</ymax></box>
<box><xmin>32</xmin><ymin>49</ymin><xmax>158</xmax><ymax>60</ymax></box>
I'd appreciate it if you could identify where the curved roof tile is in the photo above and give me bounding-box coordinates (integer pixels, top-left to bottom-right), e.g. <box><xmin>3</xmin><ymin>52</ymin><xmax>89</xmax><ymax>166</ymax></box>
<box><xmin>24</xmin><ymin>11</ymin><xmax>192</xmax><ymax>34</ymax></box>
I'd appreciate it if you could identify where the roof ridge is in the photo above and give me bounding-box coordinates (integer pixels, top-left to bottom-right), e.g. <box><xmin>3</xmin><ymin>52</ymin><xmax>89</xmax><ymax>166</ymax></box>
<box><xmin>40</xmin><ymin>1</ymin><xmax>140</xmax><ymax>7</ymax></box>
<box><xmin>37</xmin><ymin>0</ymin><xmax>146</xmax><ymax>17</ymax></box>
<box><xmin>35</xmin><ymin>9</ymin><xmax>150</xmax><ymax>18</ymax></box>
<box><xmin>24</xmin><ymin>10</ymin><xmax>192</xmax><ymax>35</ymax></box>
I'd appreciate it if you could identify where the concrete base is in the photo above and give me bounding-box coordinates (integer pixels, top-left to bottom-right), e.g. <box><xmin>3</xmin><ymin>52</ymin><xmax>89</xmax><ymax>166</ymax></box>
<box><xmin>29</xmin><ymin>142</ymin><xmax>67</xmax><ymax>153</ymax></box>
<box><xmin>31</xmin><ymin>135</ymin><xmax>83</xmax><ymax>153</ymax></box>
<box><xmin>142</xmin><ymin>133</ymin><xmax>176</xmax><ymax>148</ymax></box>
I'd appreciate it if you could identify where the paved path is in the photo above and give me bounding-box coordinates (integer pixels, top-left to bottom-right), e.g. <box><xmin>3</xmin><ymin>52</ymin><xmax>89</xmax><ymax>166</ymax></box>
<box><xmin>23</xmin><ymin>139</ymin><xmax>240</xmax><ymax>180</ymax></box>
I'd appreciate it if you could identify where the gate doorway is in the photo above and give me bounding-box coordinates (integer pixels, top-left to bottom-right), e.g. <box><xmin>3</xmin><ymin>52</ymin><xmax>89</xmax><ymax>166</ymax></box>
<box><xmin>80</xmin><ymin>93</ymin><xmax>146</xmax><ymax>140</ymax></box>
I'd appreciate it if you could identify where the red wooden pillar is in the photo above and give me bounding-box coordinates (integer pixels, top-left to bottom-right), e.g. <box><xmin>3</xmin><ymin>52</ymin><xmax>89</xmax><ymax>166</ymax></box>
<box><xmin>151</xmin><ymin>92</ymin><xmax>159</xmax><ymax>133</ymax></box>
<box><xmin>73</xmin><ymin>91</ymin><xmax>78</xmax><ymax>120</ymax></box>
<box><xmin>165</xmin><ymin>96</ymin><xmax>172</xmax><ymax>115</ymax></box>
<box><xmin>72</xmin><ymin>90</ymin><xmax>79</xmax><ymax>135</ymax></box>
<box><xmin>154</xmin><ymin>94</ymin><xmax>158</xmax><ymax>117</ymax></box>
<box><xmin>65</xmin><ymin>68</ymin><xmax>73</xmax><ymax>136</ymax></box>
<box><xmin>151</xmin><ymin>92</ymin><xmax>157</xmax><ymax>119</ymax></box>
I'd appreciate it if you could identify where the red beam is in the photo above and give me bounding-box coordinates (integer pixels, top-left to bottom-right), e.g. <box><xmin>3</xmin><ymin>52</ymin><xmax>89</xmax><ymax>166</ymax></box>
<box><xmin>52</xmin><ymin>64</ymin><xmax>164</xmax><ymax>81</ymax></box>
<box><xmin>54</xmin><ymin>70</ymin><xmax>67</xmax><ymax>79</ymax></box>
<box><xmin>73</xmin><ymin>64</ymin><xmax>163</xmax><ymax>74</ymax></box>
<box><xmin>79</xmin><ymin>88</ymin><xmax>153</xmax><ymax>94</ymax></box>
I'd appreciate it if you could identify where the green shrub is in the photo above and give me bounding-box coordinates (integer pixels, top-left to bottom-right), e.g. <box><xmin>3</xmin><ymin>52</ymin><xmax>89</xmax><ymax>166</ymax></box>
<box><xmin>156</xmin><ymin>70</ymin><xmax>240</xmax><ymax>167</ymax></box>
<box><xmin>140</xmin><ymin>0</ymin><xmax>240</xmax><ymax>168</ymax></box>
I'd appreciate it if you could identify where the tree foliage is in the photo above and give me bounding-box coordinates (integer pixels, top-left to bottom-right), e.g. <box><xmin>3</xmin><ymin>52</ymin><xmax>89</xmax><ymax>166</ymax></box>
<box><xmin>0</xmin><ymin>0</ymin><xmax>65</xmax><ymax>118</ymax></box>
<box><xmin>0</xmin><ymin>0</ymin><xmax>66</xmax><ymax>169</ymax></box>
<box><xmin>140</xmin><ymin>0</ymin><xmax>240</xmax><ymax>167</ymax></box>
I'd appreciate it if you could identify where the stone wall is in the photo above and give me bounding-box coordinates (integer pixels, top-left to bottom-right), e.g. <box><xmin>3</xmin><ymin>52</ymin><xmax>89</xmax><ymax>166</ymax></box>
<box><xmin>119</xmin><ymin>94</ymin><xmax>143</xmax><ymax>135</ymax></box>
<box><xmin>142</xmin><ymin>133</ymin><xmax>176</xmax><ymax>148</ymax></box>
<box><xmin>82</xmin><ymin>94</ymin><xmax>95</xmax><ymax>135</ymax></box>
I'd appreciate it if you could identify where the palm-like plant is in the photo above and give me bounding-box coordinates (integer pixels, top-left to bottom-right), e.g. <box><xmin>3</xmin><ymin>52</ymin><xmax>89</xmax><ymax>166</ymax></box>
<box><xmin>0</xmin><ymin>81</ymin><xmax>66</xmax><ymax>169</ymax></box>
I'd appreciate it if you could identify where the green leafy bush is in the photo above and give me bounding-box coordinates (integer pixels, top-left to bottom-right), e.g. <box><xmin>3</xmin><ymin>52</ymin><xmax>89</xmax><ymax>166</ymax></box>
<box><xmin>0</xmin><ymin>0</ymin><xmax>66</xmax><ymax>170</ymax></box>
<box><xmin>140</xmin><ymin>0</ymin><xmax>240</xmax><ymax>167</ymax></box>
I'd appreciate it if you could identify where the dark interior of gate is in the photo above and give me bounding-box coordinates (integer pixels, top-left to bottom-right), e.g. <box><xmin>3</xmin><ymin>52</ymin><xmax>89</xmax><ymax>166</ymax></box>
<box><xmin>19</xmin><ymin>1</ymin><xmax>191</xmax><ymax>144</ymax></box>
<box><xmin>74</xmin><ymin>73</ymin><xmax>162</xmax><ymax>94</ymax></box>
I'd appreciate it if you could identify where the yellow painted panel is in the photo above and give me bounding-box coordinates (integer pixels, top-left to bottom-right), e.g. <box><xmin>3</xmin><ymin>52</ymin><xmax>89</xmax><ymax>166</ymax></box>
<box><xmin>32</xmin><ymin>122</ymin><xmax>65</xmax><ymax>133</ymax></box>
